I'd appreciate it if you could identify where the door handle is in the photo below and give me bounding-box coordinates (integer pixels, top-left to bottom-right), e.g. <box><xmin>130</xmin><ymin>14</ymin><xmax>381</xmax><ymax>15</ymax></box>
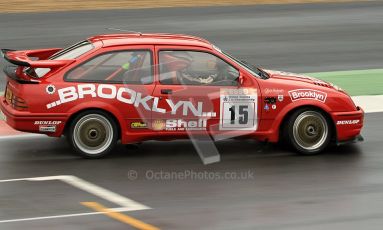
<box><xmin>161</xmin><ymin>89</ymin><xmax>173</xmax><ymax>95</ymax></box>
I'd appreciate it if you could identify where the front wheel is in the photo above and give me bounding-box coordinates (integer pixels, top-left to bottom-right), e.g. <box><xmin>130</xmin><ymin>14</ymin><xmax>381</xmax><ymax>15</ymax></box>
<box><xmin>67</xmin><ymin>110</ymin><xmax>118</xmax><ymax>158</ymax></box>
<box><xmin>284</xmin><ymin>109</ymin><xmax>331</xmax><ymax>155</ymax></box>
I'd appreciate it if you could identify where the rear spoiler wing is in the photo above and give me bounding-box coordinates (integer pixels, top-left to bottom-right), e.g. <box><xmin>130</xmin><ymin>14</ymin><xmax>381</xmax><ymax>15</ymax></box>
<box><xmin>1</xmin><ymin>48</ymin><xmax>74</xmax><ymax>68</ymax></box>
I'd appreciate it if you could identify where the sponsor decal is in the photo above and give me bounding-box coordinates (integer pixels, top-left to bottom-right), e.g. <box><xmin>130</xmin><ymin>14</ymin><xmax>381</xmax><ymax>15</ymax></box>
<box><xmin>34</xmin><ymin>121</ymin><xmax>62</xmax><ymax>125</ymax></box>
<box><xmin>152</xmin><ymin>119</ymin><xmax>166</xmax><ymax>131</ymax></box>
<box><xmin>39</xmin><ymin>125</ymin><xmax>56</xmax><ymax>132</ymax></box>
<box><xmin>46</xmin><ymin>85</ymin><xmax>56</xmax><ymax>95</ymax></box>
<box><xmin>264</xmin><ymin>104</ymin><xmax>269</xmax><ymax>111</ymax></box>
<box><xmin>264</xmin><ymin>97</ymin><xmax>277</xmax><ymax>104</ymax></box>
<box><xmin>337</xmin><ymin>120</ymin><xmax>360</xmax><ymax>125</ymax></box>
<box><xmin>34</xmin><ymin>121</ymin><xmax>61</xmax><ymax>133</ymax></box>
<box><xmin>219</xmin><ymin>88</ymin><xmax>258</xmax><ymax>131</ymax></box>
<box><xmin>288</xmin><ymin>89</ymin><xmax>327</xmax><ymax>103</ymax></box>
<box><xmin>165</xmin><ymin>118</ymin><xmax>207</xmax><ymax>131</ymax></box>
<box><xmin>264</xmin><ymin>88</ymin><xmax>284</xmax><ymax>95</ymax></box>
<box><xmin>130</xmin><ymin>121</ymin><xmax>147</xmax><ymax>129</ymax></box>
<box><xmin>278</xmin><ymin>95</ymin><xmax>284</xmax><ymax>102</ymax></box>
<box><xmin>151</xmin><ymin>119</ymin><xmax>208</xmax><ymax>131</ymax></box>
<box><xmin>46</xmin><ymin>84</ymin><xmax>215</xmax><ymax>118</ymax></box>
<box><xmin>272</xmin><ymin>104</ymin><xmax>277</xmax><ymax>110</ymax></box>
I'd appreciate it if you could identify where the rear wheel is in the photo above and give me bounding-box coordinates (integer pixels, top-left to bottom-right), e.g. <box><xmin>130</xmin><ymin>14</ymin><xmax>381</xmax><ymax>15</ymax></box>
<box><xmin>284</xmin><ymin>108</ymin><xmax>331</xmax><ymax>155</ymax></box>
<box><xmin>68</xmin><ymin>110</ymin><xmax>118</xmax><ymax>158</ymax></box>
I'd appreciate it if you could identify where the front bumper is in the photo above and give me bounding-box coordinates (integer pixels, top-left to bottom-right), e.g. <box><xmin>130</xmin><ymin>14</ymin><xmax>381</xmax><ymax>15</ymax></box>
<box><xmin>0</xmin><ymin>96</ymin><xmax>67</xmax><ymax>136</ymax></box>
<box><xmin>331</xmin><ymin>106</ymin><xmax>364</xmax><ymax>142</ymax></box>
<box><xmin>337</xmin><ymin>134</ymin><xmax>364</xmax><ymax>146</ymax></box>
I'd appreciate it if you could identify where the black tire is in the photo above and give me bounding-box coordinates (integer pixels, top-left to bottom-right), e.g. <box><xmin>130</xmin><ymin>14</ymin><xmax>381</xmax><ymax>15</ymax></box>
<box><xmin>67</xmin><ymin>110</ymin><xmax>118</xmax><ymax>158</ymax></box>
<box><xmin>283</xmin><ymin>108</ymin><xmax>332</xmax><ymax>155</ymax></box>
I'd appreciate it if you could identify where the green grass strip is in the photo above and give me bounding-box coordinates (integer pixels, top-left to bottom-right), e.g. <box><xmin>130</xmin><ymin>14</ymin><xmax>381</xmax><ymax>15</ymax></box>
<box><xmin>305</xmin><ymin>69</ymin><xmax>383</xmax><ymax>96</ymax></box>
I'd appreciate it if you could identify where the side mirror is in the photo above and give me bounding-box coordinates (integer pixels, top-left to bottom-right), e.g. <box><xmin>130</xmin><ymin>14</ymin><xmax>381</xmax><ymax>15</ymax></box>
<box><xmin>238</xmin><ymin>74</ymin><xmax>244</xmax><ymax>86</ymax></box>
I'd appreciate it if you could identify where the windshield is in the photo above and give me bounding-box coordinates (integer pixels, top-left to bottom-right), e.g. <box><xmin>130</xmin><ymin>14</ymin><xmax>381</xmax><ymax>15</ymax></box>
<box><xmin>26</xmin><ymin>40</ymin><xmax>94</xmax><ymax>78</ymax></box>
<box><xmin>213</xmin><ymin>45</ymin><xmax>268</xmax><ymax>79</ymax></box>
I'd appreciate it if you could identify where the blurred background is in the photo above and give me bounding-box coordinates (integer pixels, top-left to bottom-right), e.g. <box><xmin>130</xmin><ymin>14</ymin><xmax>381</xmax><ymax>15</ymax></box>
<box><xmin>0</xmin><ymin>1</ymin><xmax>383</xmax><ymax>229</ymax></box>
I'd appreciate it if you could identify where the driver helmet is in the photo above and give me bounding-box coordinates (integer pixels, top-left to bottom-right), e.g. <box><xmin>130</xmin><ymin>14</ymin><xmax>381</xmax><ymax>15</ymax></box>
<box><xmin>160</xmin><ymin>51</ymin><xmax>193</xmax><ymax>72</ymax></box>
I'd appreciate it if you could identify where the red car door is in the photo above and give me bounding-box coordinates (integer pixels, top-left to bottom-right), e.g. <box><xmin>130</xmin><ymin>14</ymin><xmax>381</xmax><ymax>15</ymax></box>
<box><xmin>151</xmin><ymin>45</ymin><xmax>260</xmax><ymax>139</ymax></box>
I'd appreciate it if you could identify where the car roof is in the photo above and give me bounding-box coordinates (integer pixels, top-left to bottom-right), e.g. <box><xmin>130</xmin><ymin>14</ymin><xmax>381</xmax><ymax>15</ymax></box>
<box><xmin>88</xmin><ymin>33</ymin><xmax>213</xmax><ymax>49</ymax></box>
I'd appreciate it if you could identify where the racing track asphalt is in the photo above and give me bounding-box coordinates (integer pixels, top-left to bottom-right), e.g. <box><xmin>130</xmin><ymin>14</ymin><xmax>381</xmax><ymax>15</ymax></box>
<box><xmin>0</xmin><ymin>1</ymin><xmax>383</xmax><ymax>229</ymax></box>
<box><xmin>0</xmin><ymin>113</ymin><xmax>381</xmax><ymax>230</ymax></box>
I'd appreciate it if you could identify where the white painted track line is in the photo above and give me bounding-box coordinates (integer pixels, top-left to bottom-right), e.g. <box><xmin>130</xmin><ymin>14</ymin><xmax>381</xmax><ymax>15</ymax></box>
<box><xmin>29</xmin><ymin>175</ymin><xmax>150</xmax><ymax>210</ymax></box>
<box><xmin>0</xmin><ymin>210</ymin><xmax>121</xmax><ymax>224</ymax></box>
<box><xmin>0</xmin><ymin>175</ymin><xmax>149</xmax><ymax>211</ymax></box>
<box><xmin>0</xmin><ymin>175</ymin><xmax>150</xmax><ymax>223</ymax></box>
<box><xmin>352</xmin><ymin>95</ymin><xmax>383</xmax><ymax>113</ymax></box>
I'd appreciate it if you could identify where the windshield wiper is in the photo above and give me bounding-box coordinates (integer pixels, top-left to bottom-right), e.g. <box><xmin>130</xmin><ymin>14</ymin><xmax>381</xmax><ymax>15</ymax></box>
<box><xmin>257</xmin><ymin>67</ymin><xmax>270</xmax><ymax>79</ymax></box>
<box><xmin>239</xmin><ymin>60</ymin><xmax>269</xmax><ymax>79</ymax></box>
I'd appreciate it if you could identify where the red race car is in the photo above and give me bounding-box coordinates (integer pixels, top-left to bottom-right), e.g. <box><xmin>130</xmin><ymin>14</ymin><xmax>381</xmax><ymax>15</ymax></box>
<box><xmin>0</xmin><ymin>33</ymin><xmax>364</xmax><ymax>158</ymax></box>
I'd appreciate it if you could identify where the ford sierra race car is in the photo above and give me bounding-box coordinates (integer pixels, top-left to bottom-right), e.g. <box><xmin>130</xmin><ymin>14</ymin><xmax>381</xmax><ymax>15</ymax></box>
<box><xmin>0</xmin><ymin>33</ymin><xmax>364</xmax><ymax>158</ymax></box>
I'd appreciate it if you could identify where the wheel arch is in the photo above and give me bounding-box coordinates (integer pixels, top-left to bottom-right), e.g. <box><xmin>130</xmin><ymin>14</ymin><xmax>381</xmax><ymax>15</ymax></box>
<box><xmin>64</xmin><ymin>107</ymin><xmax>123</xmax><ymax>140</ymax></box>
<box><xmin>278</xmin><ymin>105</ymin><xmax>337</xmax><ymax>142</ymax></box>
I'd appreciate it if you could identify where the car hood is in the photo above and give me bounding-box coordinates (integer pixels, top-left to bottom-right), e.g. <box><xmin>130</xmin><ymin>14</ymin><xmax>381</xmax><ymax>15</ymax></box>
<box><xmin>263</xmin><ymin>69</ymin><xmax>334</xmax><ymax>89</ymax></box>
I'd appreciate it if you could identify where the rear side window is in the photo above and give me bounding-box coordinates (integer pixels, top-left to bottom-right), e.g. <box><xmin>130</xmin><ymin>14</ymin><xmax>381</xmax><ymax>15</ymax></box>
<box><xmin>65</xmin><ymin>50</ymin><xmax>153</xmax><ymax>84</ymax></box>
<box><xmin>50</xmin><ymin>40</ymin><xmax>94</xmax><ymax>60</ymax></box>
<box><xmin>27</xmin><ymin>40</ymin><xmax>94</xmax><ymax>78</ymax></box>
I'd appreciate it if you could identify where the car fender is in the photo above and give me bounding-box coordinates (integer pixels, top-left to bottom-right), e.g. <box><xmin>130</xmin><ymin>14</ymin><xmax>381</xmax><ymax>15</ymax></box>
<box><xmin>66</xmin><ymin>101</ymin><xmax>127</xmax><ymax>142</ymax></box>
<box><xmin>269</xmin><ymin>100</ymin><xmax>334</xmax><ymax>142</ymax></box>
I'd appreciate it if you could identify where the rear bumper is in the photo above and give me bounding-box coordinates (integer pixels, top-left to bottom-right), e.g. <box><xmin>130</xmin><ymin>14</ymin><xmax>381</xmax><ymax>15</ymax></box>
<box><xmin>331</xmin><ymin>106</ymin><xmax>364</xmax><ymax>142</ymax></box>
<box><xmin>0</xmin><ymin>96</ymin><xmax>68</xmax><ymax>136</ymax></box>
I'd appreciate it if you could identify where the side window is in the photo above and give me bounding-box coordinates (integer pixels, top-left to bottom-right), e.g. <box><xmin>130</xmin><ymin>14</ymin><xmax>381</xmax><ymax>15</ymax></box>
<box><xmin>66</xmin><ymin>50</ymin><xmax>153</xmax><ymax>84</ymax></box>
<box><xmin>159</xmin><ymin>50</ymin><xmax>239</xmax><ymax>86</ymax></box>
